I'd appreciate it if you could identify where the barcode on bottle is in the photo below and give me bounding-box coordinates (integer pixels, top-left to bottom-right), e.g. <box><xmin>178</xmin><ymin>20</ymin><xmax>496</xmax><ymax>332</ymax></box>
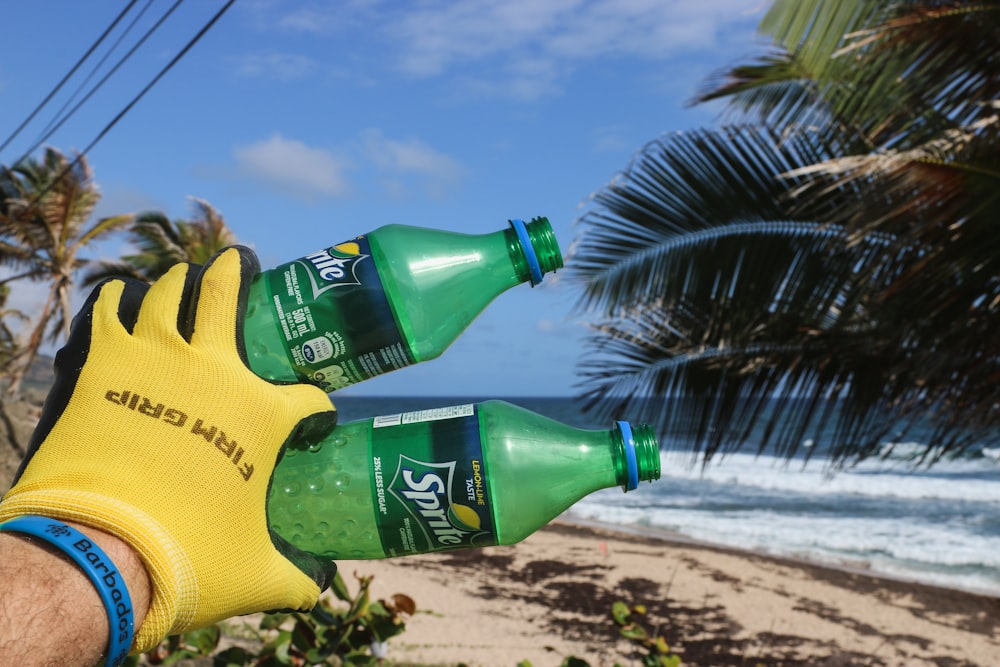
<box><xmin>398</xmin><ymin>404</ymin><xmax>475</xmax><ymax>425</ymax></box>
<box><xmin>372</xmin><ymin>404</ymin><xmax>475</xmax><ymax>428</ymax></box>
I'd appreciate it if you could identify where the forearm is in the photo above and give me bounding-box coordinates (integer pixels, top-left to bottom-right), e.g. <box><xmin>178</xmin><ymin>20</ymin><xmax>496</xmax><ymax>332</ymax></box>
<box><xmin>0</xmin><ymin>521</ymin><xmax>151</xmax><ymax>667</ymax></box>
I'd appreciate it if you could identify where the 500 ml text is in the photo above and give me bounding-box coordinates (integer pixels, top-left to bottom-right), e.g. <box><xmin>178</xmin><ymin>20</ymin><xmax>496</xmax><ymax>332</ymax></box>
<box><xmin>105</xmin><ymin>389</ymin><xmax>254</xmax><ymax>481</ymax></box>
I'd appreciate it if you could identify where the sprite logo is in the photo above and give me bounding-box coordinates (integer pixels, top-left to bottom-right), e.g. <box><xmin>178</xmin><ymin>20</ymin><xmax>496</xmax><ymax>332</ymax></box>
<box><xmin>388</xmin><ymin>455</ymin><xmax>485</xmax><ymax>548</ymax></box>
<box><xmin>299</xmin><ymin>241</ymin><xmax>369</xmax><ymax>296</ymax></box>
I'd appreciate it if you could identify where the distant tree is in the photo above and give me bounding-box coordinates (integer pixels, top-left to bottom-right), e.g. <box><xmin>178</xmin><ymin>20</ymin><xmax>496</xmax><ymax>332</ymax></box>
<box><xmin>83</xmin><ymin>197</ymin><xmax>238</xmax><ymax>286</ymax></box>
<box><xmin>0</xmin><ymin>147</ymin><xmax>129</xmax><ymax>394</ymax></box>
<box><xmin>569</xmin><ymin>0</ymin><xmax>1000</xmax><ymax>465</ymax></box>
<box><xmin>0</xmin><ymin>284</ymin><xmax>27</xmax><ymax>374</ymax></box>
<box><xmin>0</xmin><ymin>283</ymin><xmax>30</xmax><ymax>454</ymax></box>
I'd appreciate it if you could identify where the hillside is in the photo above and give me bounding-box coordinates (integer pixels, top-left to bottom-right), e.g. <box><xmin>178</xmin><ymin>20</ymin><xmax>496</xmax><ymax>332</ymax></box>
<box><xmin>0</xmin><ymin>355</ymin><xmax>54</xmax><ymax>493</ymax></box>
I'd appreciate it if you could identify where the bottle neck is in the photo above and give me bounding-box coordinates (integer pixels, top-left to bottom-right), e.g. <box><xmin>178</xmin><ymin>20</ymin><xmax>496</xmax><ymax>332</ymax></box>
<box><xmin>504</xmin><ymin>217</ymin><xmax>563</xmax><ymax>286</ymax></box>
<box><xmin>612</xmin><ymin>422</ymin><xmax>660</xmax><ymax>492</ymax></box>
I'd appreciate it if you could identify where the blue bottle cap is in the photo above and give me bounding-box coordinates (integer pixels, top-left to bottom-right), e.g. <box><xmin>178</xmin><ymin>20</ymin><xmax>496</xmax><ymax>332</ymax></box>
<box><xmin>616</xmin><ymin>420</ymin><xmax>639</xmax><ymax>491</ymax></box>
<box><xmin>509</xmin><ymin>218</ymin><xmax>544</xmax><ymax>286</ymax></box>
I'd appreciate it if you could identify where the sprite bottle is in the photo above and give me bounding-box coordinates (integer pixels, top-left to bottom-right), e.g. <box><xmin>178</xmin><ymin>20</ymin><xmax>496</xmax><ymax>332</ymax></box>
<box><xmin>268</xmin><ymin>400</ymin><xmax>661</xmax><ymax>560</ymax></box>
<box><xmin>244</xmin><ymin>218</ymin><xmax>562</xmax><ymax>391</ymax></box>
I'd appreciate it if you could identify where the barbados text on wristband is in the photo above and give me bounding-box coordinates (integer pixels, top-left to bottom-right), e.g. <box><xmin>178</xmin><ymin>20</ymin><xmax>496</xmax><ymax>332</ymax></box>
<box><xmin>0</xmin><ymin>515</ymin><xmax>135</xmax><ymax>667</ymax></box>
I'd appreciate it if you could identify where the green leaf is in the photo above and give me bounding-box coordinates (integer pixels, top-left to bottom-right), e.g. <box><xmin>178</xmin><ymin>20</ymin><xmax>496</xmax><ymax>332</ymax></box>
<box><xmin>212</xmin><ymin>647</ymin><xmax>251</xmax><ymax>667</ymax></box>
<box><xmin>260</xmin><ymin>612</ymin><xmax>290</xmax><ymax>630</ymax></box>
<box><xmin>330</xmin><ymin>571</ymin><xmax>351</xmax><ymax>601</ymax></box>
<box><xmin>311</xmin><ymin>600</ymin><xmax>340</xmax><ymax>627</ymax></box>
<box><xmin>273</xmin><ymin>630</ymin><xmax>293</xmax><ymax>663</ymax></box>
<box><xmin>305</xmin><ymin>645</ymin><xmax>331</xmax><ymax>663</ymax></box>
<box><xmin>619</xmin><ymin>626</ymin><xmax>647</xmax><ymax>641</ymax></box>
<box><xmin>611</xmin><ymin>601</ymin><xmax>631</xmax><ymax>625</ymax></box>
<box><xmin>187</xmin><ymin>625</ymin><xmax>222</xmax><ymax>653</ymax></box>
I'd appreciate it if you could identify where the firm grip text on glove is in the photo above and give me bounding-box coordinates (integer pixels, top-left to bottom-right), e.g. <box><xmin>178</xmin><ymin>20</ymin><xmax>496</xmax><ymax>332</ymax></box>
<box><xmin>105</xmin><ymin>388</ymin><xmax>255</xmax><ymax>480</ymax></box>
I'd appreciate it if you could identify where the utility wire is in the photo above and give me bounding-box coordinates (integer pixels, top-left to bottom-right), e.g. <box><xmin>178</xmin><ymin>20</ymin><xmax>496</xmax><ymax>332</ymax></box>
<box><xmin>35</xmin><ymin>0</ymin><xmax>158</xmax><ymax>148</ymax></box>
<box><xmin>75</xmin><ymin>0</ymin><xmax>237</xmax><ymax>161</ymax></box>
<box><xmin>15</xmin><ymin>0</ymin><xmax>237</xmax><ymax>206</ymax></box>
<box><xmin>13</xmin><ymin>0</ymin><xmax>187</xmax><ymax>169</ymax></box>
<box><xmin>0</xmin><ymin>0</ymin><xmax>141</xmax><ymax>158</ymax></box>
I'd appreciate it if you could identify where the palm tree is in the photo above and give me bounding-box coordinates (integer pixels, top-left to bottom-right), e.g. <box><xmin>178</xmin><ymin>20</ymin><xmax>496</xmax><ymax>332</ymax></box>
<box><xmin>569</xmin><ymin>0</ymin><xmax>1000</xmax><ymax>466</ymax></box>
<box><xmin>83</xmin><ymin>197</ymin><xmax>238</xmax><ymax>286</ymax></box>
<box><xmin>0</xmin><ymin>147</ymin><xmax>130</xmax><ymax>394</ymax></box>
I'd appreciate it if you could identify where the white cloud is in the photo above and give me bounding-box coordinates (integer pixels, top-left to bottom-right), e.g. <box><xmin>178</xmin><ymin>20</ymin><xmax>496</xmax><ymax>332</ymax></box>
<box><xmin>453</xmin><ymin>56</ymin><xmax>564</xmax><ymax>102</ymax></box>
<box><xmin>372</xmin><ymin>0</ymin><xmax>761</xmax><ymax>101</ymax></box>
<box><xmin>230</xmin><ymin>52</ymin><xmax>317</xmax><ymax>80</ymax></box>
<box><xmin>272</xmin><ymin>0</ymin><xmax>379</xmax><ymax>34</ymax></box>
<box><xmin>389</xmin><ymin>0</ymin><xmax>577</xmax><ymax>77</ymax></box>
<box><xmin>589</xmin><ymin>124</ymin><xmax>632</xmax><ymax>153</ymax></box>
<box><xmin>233</xmin><ymin>134</ymin><xmax>351</xmax><ymax>200</ymax></box>
<box><xmin>389</xmin><ymin>0</ymin><xmax>761</xmax><ymax>74</ymax></box>
<box><xmin>247</xmin><ymin>0</ymin><xmax>761</xmax><ymax>102</ymax></box>
<box><xmin>536</xmin><ymin>319</ymin><xmax>558</xmax><ymax>334</ymax></box>
<box><xmin>230</xmin><ymin>131</ymin><xmax>464</xmax><ymax>201</ymax></box>
<box><xmin>360</xmin><ymin>129</ymin><xmax>465</xmax><ymax>198</ymax></box>
<box><xmin>276</xmin><ymin>7</ymin><xmax>339</xmax><ymax>33</ymax></box>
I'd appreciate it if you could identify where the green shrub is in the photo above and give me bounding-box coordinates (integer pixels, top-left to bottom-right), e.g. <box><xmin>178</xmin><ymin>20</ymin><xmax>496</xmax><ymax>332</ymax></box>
<box><xmin>126</xmin><ymin>571</ymin><xmax>415</xmax><ymax>666</ymax></box>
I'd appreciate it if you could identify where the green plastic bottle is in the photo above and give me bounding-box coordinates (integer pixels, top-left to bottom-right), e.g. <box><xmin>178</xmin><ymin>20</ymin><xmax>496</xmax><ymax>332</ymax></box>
<box><xmin>243</xmin><ymin>218</ymin><xmax>562</xmax><ymax>391</ymax></box>
<box><xmin>268</xmin><ymin>400</ymin><xmax>661</xmax><ymax>560</ymax></box>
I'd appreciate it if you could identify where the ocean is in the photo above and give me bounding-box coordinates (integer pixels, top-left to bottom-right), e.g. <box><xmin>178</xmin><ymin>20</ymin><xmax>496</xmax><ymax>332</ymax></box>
<box><xmin>332</xmin><ymin>395</ymin><xmax>1000</xmax><ymax>597</ymax></box>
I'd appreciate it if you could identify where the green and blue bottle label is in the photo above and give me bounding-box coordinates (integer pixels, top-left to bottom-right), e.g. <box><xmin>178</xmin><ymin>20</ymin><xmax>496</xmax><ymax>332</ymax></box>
<box><xmin>262</xmin><ymin>235</ymin><xmax>414</xmax><ymax>391</ymax></box>
<box><xmin>368</xmin><ymin>404</ymin><xmax>498</xmax><ymax>556</ymax></box>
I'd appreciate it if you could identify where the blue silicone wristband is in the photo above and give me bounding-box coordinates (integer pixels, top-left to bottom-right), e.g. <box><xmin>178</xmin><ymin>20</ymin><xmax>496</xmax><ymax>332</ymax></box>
<box><xmin>509</xmin><ymin>218</ymin><xmax>544</xmax><ymax>287</ymax></box>
<box><xmin>616</xmin><ymin>421</ymin><xmax>640</xmax><ymax>491</ymax></box>
<box><xmin>0</xmin><ymin>516</ymin><xmax>135</xmax><ymax>667</ymax></box>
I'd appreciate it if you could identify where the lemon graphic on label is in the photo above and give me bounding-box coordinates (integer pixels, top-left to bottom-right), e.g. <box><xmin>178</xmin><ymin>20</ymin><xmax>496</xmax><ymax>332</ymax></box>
<box><xmin>333</xmin><ymin>241</ymin><xmax>361</xmax><ymax>256</ymax></box>
<box><xmin>448</xmin><ymin>503</ymin><xmax>481</xmax><ymax>530</ymax></box>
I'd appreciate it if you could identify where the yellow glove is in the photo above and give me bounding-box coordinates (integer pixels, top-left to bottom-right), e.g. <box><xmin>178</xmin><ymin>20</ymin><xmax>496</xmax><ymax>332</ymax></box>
<box><xmin>0</xmin><ymin>247</ymin><xmax>338</xmax><ymax>652</ymax></box>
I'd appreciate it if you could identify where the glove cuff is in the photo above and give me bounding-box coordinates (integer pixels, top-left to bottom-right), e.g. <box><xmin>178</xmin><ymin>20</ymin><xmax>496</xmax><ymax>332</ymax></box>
<box><xmin>0</xmin><ymin>490</ymin><xmax>188</xmax><ymax>653</ymax></box>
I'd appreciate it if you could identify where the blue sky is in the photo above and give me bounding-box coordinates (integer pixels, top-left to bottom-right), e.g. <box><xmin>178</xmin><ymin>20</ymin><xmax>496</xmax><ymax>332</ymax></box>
<box><xmin>0</xmin><ymin>0</ymin><xmax>765</xmax><ymax>396</ymax></box>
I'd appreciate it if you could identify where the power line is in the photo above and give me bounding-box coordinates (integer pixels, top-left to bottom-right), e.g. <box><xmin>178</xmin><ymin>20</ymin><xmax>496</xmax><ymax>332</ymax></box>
<box><xmin>34</xmin><ymin>0</ymin><xmax>158</xmax><ymax>149</ymax></box>
<box><xmin>75</xmin><ymin>0</ymin><xmax>237</xmax><ymax>163</ymax></box>
<box><xmin>0</xmin><ymin>0</ymin><xmax>141</xmax><ymax>158</ymax></box>
<box><xmin>12</xmin><ymin>0</ymin><xmax>238</xmax><ymax>206</ymax></box>
<box><xmin>12</xmin><ymin>0</ymin><xmax>187</xmax><ymax>169</ymax></box>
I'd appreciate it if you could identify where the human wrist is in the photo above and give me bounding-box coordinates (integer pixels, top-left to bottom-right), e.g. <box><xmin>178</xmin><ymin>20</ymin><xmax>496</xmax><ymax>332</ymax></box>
<box><xmin>0</xmin><ymin>517</ymin><xmax>151</xmax><ymax>667</ymax></box>
<box><xmin>64</xmin><ymin>519</ymin><xmax>153</xmax><ymax>655</ymax></box>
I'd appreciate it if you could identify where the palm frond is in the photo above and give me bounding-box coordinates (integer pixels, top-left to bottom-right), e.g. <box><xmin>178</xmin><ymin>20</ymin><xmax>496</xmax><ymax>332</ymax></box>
<box><xmin>759</xmin><ymin>0</ymin><xmax>886</xmax><ymax>73</ymax></box>
<box><xmin>701</xmin><ymin>1</ymin><xmax>1000</xmax><ymax>148</ymax></box>
<box><xmin>78</xmin><ymin>212</ymin><xmax>132</xmax><ymax>247</ymax></box>
<box><xmin>693</xmin><ymin>50</ymin><xmax>830</xmax><ymax>129</ymax></box>
<box><xmin>570</xmin><ymin>117</ymin><xmax>998</xmax><ymax>464</ymax></box>
<box><xmin>570</xmin><ymin>125</ymin><xmax>865</xmax><ymax>315</ymax></box>
<box><xmin>575</xmin><ymin>298</ymin><xmax>909</xmax><ymax>465</ymax></box>
<box><xmin>80</xmin><ymin>261</ymin><xmax>149</xmax><ymax>288</ymax></box>
<box><xmin>0</xmin><ymin>147</ymin><xmax>114</xmax><ymax>393</ymax></box>
<box><xmin>82</xmin><ymin>199</ymin><xmax>239</xmax><ymax>285</ymax></box>
<box><xmin>835</xmin><ymin>2</ymin><xmax>1000</xmax><ymax>144</ymax></box>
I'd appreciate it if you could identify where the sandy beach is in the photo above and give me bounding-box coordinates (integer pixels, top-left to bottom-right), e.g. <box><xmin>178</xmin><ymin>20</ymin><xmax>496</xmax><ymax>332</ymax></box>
<box><xmin>338</xmin><ymin>520</ymin><xmax>1000</xmax><ymax>667</ymax></box>
<box><xmin>3</xmin><ymin>393</ymin><xmax>998</xmax><ymax>666</ymax></box>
